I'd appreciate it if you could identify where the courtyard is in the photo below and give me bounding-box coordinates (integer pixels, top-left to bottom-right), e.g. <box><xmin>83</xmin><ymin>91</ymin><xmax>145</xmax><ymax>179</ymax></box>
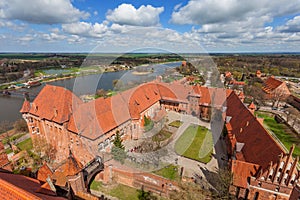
<box><xmin>123</xmin><ymin>110</ymin><xmax>225</xmax><ymax>182</ymax></box>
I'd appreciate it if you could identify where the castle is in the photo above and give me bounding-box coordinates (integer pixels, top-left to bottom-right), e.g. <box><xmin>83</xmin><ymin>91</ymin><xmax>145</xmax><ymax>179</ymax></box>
<box><xmin>20</xmin><ymin>80</ymin><xmax>228</xmax><ymax>165</ymax></box>
<box><xmin>19</xmin><ymin>78</ymin><xmax>300</xmax><ymax>199</ymax></box>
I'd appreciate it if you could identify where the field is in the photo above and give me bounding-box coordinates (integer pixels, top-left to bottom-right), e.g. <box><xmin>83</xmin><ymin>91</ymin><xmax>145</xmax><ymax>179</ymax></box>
<box><xmin>175</xmin><ymin>125</ymin><xmax>213</xmax><ymax>163</ymax></box>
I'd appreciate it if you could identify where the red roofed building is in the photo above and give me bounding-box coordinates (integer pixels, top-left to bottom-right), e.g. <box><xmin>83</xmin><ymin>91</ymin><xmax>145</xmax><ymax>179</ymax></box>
<box><xmin>0</xmin><ymin>143</ymin><xmax>11</xmax><ymax>171</ymax></box>
<box><xmin>21</xmin><ymin>82</ymin><xmax>229</xmax><ymax>165</ymax></box>
<box><xmin>225</xmin><ymin>92</ymin><xmax>300</xmax><ymax>199</ymax></box>
<box><xmin>0</xmin><ymin>169</ymin><xmax>65</xmax><ymax>200</ymax></box>
<box><xmin>262</xmin><ymin>76</ymin><xmax>291</xmax><ymax>100</ymax></box>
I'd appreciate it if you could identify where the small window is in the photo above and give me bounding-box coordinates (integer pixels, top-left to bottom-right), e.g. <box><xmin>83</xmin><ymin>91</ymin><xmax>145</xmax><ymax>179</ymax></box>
<box><xmin>258</xmin><ymin>182</ymin><xmax>262</xmax><ymax>187</ymax></box>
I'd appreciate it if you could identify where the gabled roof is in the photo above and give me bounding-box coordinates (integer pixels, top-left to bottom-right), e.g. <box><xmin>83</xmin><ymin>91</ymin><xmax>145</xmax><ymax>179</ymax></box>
<box><xmin>248</xmin><ymin>102</ymin><xmax>256</xmax><ymax>110</ymax></box>
<box><xmin>226</xmin><ymin>92</ymin><xmax>284</xmax><ymax>169</ymax></box>
<box><xmin>29</xmin><ymin>85</ymin><xmax>82</xmax><ymax>124</ymax></box>
<box><xmin>128</xmin><ymin>83</ymin><xmax>161</xmax><ymax>119</ymax></box>
<box><xmin>20</xmin><ymin>100</ymin><xmax>31</xmax><ymax>113</ymax></box>
<box><xmin>0</xmin><ymin>170</ymin><xmax>65</xmax><ymax>199</ymax></box>
<box><xmin>262</xmin><ymin>76</ymin><xmax>283</xmax><ymax>93</ymax></box>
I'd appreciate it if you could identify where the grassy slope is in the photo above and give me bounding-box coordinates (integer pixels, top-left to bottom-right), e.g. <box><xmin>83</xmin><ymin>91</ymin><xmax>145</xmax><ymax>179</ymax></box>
<box><xmin>257</xmin><ymin>112</ymin><xmax>300</xmax><ymax>157</ymax></box>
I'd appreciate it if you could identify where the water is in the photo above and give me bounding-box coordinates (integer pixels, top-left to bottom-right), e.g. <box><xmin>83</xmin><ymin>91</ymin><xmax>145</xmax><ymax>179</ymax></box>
<box><xmin>0</xmin><ymin>62</ymin><xmax>180</xmax><ymax>123</ymax></box>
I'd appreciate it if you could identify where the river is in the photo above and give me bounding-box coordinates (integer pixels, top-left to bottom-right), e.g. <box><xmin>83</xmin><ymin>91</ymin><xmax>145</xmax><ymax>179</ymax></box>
<box><xmin>0</xmin><ymin>62</ymin><xmax>181</xmax><ymax>123</ymax></box>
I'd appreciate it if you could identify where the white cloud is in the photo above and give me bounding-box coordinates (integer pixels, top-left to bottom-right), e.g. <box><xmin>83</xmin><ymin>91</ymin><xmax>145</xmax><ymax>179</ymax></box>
<box><xmin>67</xmin><ymin>35</ymin><xmax>86</xmax><ymax>44</ymax></box>
<box><xmin>106</xmin><ymin>4</ymin><xmax>164</xmax><ymax>26</ymax></box>
<box><xmin>62</xmin><ymin>21</ymin><xmax>109</xmax><ymax>38</ymax></box>
<box><xmin>278</xmin><ymin>16</ymin><xmax>300</xmax><ymax>33</ymax></box>
<box><xmin>0</xmin><ymin>0</ymin><xmax>89</xmax><ymax>24</ymax></box>
<box><xmin>171</xmin><ymin>0</ymin><xmax>300</xmax><ymax>25</ymax></box>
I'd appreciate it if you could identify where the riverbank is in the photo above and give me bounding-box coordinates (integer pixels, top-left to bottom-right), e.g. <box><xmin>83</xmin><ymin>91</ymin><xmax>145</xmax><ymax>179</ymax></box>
<box><xmin>1</xmin><ymin>61</ymin><xmax>182</xmax><ymax>92</ymax></box>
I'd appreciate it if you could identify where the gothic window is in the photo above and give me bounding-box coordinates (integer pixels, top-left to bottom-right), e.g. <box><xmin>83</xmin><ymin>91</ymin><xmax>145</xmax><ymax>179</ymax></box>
<box><xmin>253</xmin><ymin>192</ymin><xmax>259</xmax><ymax>200</ymax></box>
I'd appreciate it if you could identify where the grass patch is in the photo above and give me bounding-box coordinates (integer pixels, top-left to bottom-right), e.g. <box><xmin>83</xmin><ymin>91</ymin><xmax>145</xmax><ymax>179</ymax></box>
<box><xmin>90</xmin><ymin>180</ymin><xmax>103</xmax><ymax>191</ymax></box>
<box><xmin>17</xmin><ymin>138</ymin><xmax>33</xmax><ymax>151</ymax></box>
<box><xmin>153</xmin><ymin>165</ymin><xmax>180</xmax><ymax>181</ymax></box>
<box><xmin>175</xmin><ymin>124</ymin><xmax>213</xmax><ymax>164</ymax></box>
<box><xmin>168</xmin><ymin>120</ymin><xmax>183</xmax><ymax>128</ymax></box>
<box><xmin>2</xmin><ymin>133</ymin><xmax>27</xmax><ymax>145</ymax></box>
<box><xmin>256</xmin><ymin>112</ymin><xmax>300</xmax><ymax>158</ymax></box>
<box><xmin>109</xmin><ymin>184</ymin><xmax>139</xmax><ymax>200</ymax></box>
<box><xmin>152</xmin><ymin>129</ymin><xmax>173</xmax><ymax>142</ymax></box>
<box><xmin>5</xmin><ymin>148</ymin><xmax>13</xmax><ymax>154</ymax></box>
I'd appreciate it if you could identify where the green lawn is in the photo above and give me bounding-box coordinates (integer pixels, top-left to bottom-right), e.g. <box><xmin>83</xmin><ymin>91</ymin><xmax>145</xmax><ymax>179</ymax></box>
<box><xmin>152</xmin><ymin>129</ymin><xmax>173</xmax><ymax>142</ymax></box>
<box><xmin>175</xmin><ymin>125</ymin><xmax>213</xmax><ymax>163</ymax></box>
<box><xmin>168</xmin><ymin>120</ymin><xmax>183</xmax><ymax>128</ymax></box>
<box><xmin>90</xmin><ymin>180</ymin><xmax>103</xmax><ymax>191</ymax></box>
<box><xmin>109</xmin><ymin>184</ymin><xmax>139</xmax><ymax>200</ymax></box>
<box><xmin>17</xmin><ymin>138</ymin><xmax>33</xmax><ymax>151</ymax></box>
<box><xmin>257</xmin><ymin>112</ymin><xmax>300</xmax><ymax>158</ymax></box>
<box><xmin>153</xmin><ymin>164</ymin><xmax>180</xmax><ymax>181</ymax></box>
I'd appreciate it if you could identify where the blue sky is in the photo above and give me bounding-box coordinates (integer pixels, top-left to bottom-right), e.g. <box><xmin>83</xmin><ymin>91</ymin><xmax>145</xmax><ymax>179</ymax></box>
<box><xmin>0</xmin><ymin>0</ymin><xmax>300</xmax><ymax>52</ymax></box>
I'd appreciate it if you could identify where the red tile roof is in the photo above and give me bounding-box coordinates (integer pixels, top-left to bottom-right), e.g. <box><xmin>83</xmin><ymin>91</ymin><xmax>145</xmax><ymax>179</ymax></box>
<box><xmin>248</xmin><ymin>102</ymin><xmax>256</xmax><ymax>109</ymax></box>
<box><xmin>0</xmin><ymin>170</ymin><xmax>65</xmax><ymax>200</ymax></box>
<box><xmin>231</xmin><ymin>160</ymin><xmax>259</xmax><ymax>188</ymax></box>
<box><xmin>0</xmin><ymin>143</ymin><xmax>10</xmax><ymax>169</ymax></box>
<box><xmin>20</xmin><ymin>100</ymin><xmax>31</xmax><ymax>113</ymax></box>
<box><xmin>262</xmin><ymin>76</ymin><xmax>283</xmax><ymax>93</ymax></box>
<box><xmin>37</xmin><ymin>163</ymin><xmax>53</xmax><ymax>183</ymax></box>
<box><xmin>128</xmin><ymin>83</ymin><xmax>161</xmax><ymax>119</ymax></box>
<box><xmin>226</xmin><ymin>92</ymin><xmax>284</xmax><ymax>169</ymax></box>
<box><xmin>29</xmin><ymin>85</ymin><xmax>82</xmax><ymax>124</ymax></box>
<box><xmin>52</xmin><ymin>152</ymin><xmax>83</xmax><ymax>187</ymax></box>
<box><xmin>30</xmin><ymin>83</ymin><xmax>232</xmax><ymax>140</ymax></box>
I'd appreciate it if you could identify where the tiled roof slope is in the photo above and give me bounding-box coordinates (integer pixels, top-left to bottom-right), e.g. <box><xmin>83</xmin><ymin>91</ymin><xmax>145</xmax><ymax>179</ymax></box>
<box><xmin>226</xmin><ymin>92</ymin><xmax>284</xmax><ymax>169</ymax></box>
<box><xmin>20</xmin><ymin>100</ymin><xmax>31</xmax><ymax>113</ymax></box>
<box><xmin>231</xmin><ymin>160</ymin><xmax>259</xmax><ymax>188</ymax></box>
<box><xmin>29</xmin><ymin>85</ymin><xmax>82</xmax><ymax>124</ymax></box>
<box><xmin>0</xmin><ymin>170</ymin><xmax>65</xmax><ymax>200</ymax></box>
<box><xmin>52</xmin><ymin>152</ymin><xmax>83</xmax><ymax>187</ymax></box>
<box><xmin>128</xmin><ymin>83</ymin><xmax>161</xmax><ymax>119</ymax></box>
<box><xmin>262</xmin><ymin>76</ymin><xmax>283</xmax><ymax>93</ymax></box>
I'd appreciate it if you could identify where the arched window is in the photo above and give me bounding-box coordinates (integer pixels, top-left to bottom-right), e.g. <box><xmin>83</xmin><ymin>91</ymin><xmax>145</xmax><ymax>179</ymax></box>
<box><xmin>244</xmin><ymin>189</ymin><xmax>249</xmax><ymax>199</ymax></box>
<box><xmin>253</xmin><ymin>192</ymin><xmax>259</xmax><ymax>200</ymax></box>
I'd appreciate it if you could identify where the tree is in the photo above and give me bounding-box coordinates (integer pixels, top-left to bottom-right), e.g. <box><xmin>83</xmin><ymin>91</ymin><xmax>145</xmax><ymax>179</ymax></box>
<box><xmin>13</xmin><ymin>119</ymin><xmax>28</xmax><ymax>133</ymax></box>
<box><xmin>113</xmin><ymin>131</ymin><xmax>124</xmax><ymax>149</ymax></box>
<box><xmin>111</xmin><ymin>131</ymin><xmax>126</xmax><ymax>163</ymax></box>
<box><xmin>210</xmin><ymin>168</ymin><xmax>234</xmax><ymax>200</ymax></box>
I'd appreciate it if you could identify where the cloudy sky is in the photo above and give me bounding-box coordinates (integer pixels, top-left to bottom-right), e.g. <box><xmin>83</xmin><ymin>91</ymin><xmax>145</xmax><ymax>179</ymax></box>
<box><xmin>0</xmin><ymin>0</ymin><xmax>300</xmax><ymax>52</ymax></box>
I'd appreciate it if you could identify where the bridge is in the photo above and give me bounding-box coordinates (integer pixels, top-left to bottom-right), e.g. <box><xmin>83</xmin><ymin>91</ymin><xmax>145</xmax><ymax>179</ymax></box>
<box><xmin>82</xmin><ymin>156</ymin><xmax>104</xmax><ymax>192</ymax></box>
<box><xmin>1</xmin><ymin>90</ymin><xmax>38</xmax><ymax>100</ymax></box>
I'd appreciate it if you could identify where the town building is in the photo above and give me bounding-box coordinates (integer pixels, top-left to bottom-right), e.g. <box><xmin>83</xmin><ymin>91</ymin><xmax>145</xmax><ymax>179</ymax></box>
<box><xmin>262</xmin><ymin>76</ymin><xmax>291</xmax><ymax>100</ymax></box>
